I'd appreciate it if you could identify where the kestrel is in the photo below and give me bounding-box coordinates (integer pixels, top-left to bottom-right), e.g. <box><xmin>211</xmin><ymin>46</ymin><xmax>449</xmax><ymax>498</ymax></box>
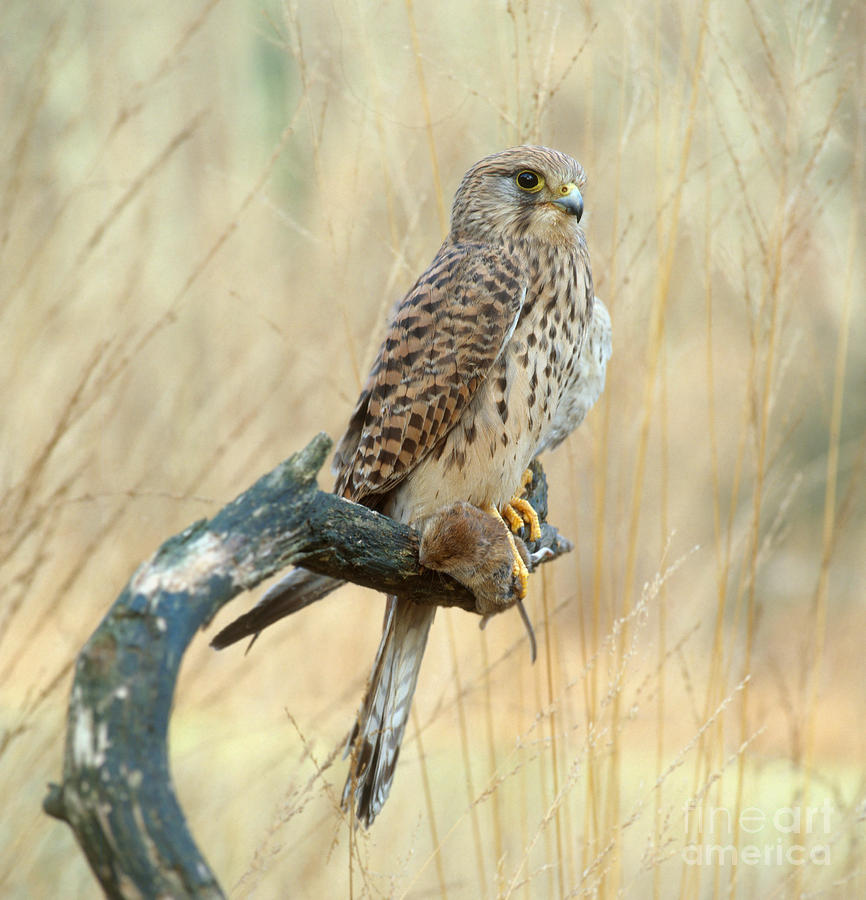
<box><xmin>215</xmin><ymin>146</ymin><xmax>612</xmax><ymax>826</ymax></box>
<box><xmin>333</xmin><ymin>145</ymin><xmax>610</xmax><ymax>825</ymax></box>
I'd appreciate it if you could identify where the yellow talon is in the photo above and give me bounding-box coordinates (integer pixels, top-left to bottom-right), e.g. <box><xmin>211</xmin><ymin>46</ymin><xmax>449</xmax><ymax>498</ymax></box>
<box><xmin>502</xmin><ymin>503</ymin><xmax>525</xmax><ymax>534</ymax></box>
<box><xmin>502</xmin><ymin>495</ymin><xmax>541</xmax><ymax>541</ymax></box>
<box><xmin>499</xmin><ymin>468</ymin><xmax>542</xmax><ymax>542</ymax></box>
<box><xmin>485</xmin><ymin>505</ymin><xmax>530</xmax><ymax>599</ymax></box>
<box><xmin>507</xmin><ymin>497</ymin><xmax>542</xmax><ymax>541</ymax></box>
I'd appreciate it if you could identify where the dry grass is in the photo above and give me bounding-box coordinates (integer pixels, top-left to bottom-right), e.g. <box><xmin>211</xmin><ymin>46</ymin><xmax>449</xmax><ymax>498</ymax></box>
<box><xmin>2</xmin><ymin>0</ymin><xmax>864</xmax><ymax>897</ymax></box>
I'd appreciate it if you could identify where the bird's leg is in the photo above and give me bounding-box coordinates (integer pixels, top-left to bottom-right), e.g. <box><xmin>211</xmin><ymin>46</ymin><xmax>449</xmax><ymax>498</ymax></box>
<box><xmin>484</xmin><ymin>504</ymin><xmax>530</xmax><ymax>598</ymax></box>
<box><xmin>503</xmin><ymin>498</ymin><xmax>542</xmax><ymax>540</ymax></box>
<box><xmin>481</xmin><ymin>503</ymin><xmax>537</xmax><ymax>662</ymax></box>
<box><xmin>479</xmin><ymin>504</ymin><xmax>537</xmax><ymax>663</ymax></box>
<box><xmin>500</xmin><ymin>468</ymin><xmax>542</xmax><ymax>541</ymax></box>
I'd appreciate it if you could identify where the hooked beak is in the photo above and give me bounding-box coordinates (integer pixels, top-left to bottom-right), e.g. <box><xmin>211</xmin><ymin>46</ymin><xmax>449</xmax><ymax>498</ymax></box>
<box><xmin>551</xmin><ymin>183</ymin><xmax>583</xmax><ymax>221</ymax></box>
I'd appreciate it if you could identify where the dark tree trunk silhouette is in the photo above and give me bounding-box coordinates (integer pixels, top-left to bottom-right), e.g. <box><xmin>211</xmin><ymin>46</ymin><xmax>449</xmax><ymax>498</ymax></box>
<box><xmin>44</xmin><ymin>433</ymin><xmax>571</xmax><ymax>897</ymax></box>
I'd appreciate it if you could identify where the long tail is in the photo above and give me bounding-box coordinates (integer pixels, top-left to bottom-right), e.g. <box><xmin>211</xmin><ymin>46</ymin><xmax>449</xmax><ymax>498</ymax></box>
<box><xmin>342</xmin><ymin>595</ymin><xmax>435</xmax><ymax>827</ymax></box>
<box><xmin>213</xmin><ymin>571</ymin><xmax>435</xmax><ymax>826</ymax></box>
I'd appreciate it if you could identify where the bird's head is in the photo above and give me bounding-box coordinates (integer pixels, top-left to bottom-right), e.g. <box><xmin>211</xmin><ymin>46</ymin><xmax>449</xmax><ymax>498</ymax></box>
<box><xmin>449</xmin><ymin>146</ymin><xmax>587</xmax><ymax>246</ymax></box>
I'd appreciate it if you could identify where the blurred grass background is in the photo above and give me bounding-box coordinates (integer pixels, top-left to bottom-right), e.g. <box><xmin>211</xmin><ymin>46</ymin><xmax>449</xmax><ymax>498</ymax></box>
<box><xmin>2</xmin><ymin>0</ymin><xmax>864</xmax><ymax>896</ymax></box>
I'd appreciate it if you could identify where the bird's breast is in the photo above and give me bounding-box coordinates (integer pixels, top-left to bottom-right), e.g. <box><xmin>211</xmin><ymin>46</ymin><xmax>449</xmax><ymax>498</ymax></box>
<box><xmin>386</xmin><ymin>250</ymin><xmax>589</xmax><ymax>525</ymax></box>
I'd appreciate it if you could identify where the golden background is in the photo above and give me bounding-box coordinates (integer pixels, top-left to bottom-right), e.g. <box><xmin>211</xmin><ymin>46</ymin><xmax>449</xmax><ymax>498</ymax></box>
<box><xmin>2</xmin><ymin>0</ymin><xmax>864</xmax><ymax>896</ymax></box>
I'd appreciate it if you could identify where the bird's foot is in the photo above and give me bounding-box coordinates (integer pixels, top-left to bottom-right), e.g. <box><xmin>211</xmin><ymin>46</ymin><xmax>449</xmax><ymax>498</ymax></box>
<box><xmin>485</xmin><ymin>504</ymin><xmax>531</xmax><ymax>599</ymax></box>
<box><xmin>500</xmin><ymin>469</ymin><xmax>542</xmax><ymax>542</ymax></box>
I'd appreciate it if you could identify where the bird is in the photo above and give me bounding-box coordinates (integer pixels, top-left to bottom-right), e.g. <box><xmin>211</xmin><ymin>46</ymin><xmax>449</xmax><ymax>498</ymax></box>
<box><xmin>532</xmin><ymin>296</ymin><xmax>611</xmax><ymax>456</ymax></box>
<box><xmin>211</xmin><ymin>293</ymin><xmax>611</xmax><ymax>653</ymax></box>
<box><xmin>213</xmin><ymin>146</ymin><xmax>611</xmax><ymax>826</ymax></box>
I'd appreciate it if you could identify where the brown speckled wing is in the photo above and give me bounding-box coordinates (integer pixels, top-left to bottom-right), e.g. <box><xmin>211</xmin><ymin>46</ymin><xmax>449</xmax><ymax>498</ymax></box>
<box><xmin>333</xmin><ymin>240</ymin><xmax>526</xmax><ymax>505</ymax></box>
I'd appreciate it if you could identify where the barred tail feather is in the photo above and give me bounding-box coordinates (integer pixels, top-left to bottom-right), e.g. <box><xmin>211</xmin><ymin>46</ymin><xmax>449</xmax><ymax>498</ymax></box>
<box><xmin>210</xmin><ymin>568</ymin><xmax>343</xmax><ymax>649</ymax></box>
<box><xmin>342</xmin><ymin>596</ymin><xmax>435</xmax><ymax>827</ymax></box>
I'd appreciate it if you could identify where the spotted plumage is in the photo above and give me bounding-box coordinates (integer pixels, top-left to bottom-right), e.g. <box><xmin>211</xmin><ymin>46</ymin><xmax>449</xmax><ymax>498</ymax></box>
<box><xmin>534</xmin><ymin>295</ymin><xmax>611</xmax><ymax>457</ymax></box>
<box><xmin>212</xmin><ymin>147</ymin><xmax>612</xmax><ymax>824</ymax></box>
<box><xmin>331</xmin><ymin>146</ymin><xmax>604</xmax><ymax>826</ymax></box>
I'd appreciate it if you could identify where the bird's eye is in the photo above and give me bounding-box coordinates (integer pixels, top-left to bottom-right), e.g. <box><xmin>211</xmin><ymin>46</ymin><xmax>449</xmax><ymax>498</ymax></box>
<box><xmin>515</xmin><ymin>170</ymin><xmax>545</xmax><ymax>193</ymax></box>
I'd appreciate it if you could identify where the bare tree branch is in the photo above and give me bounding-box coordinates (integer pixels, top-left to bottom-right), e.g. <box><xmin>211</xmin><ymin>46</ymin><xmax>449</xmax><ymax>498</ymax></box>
<box><xmin>43</xmin><ymin>433</ymin><xmax>572</xmax><ymax>896</ymax></box>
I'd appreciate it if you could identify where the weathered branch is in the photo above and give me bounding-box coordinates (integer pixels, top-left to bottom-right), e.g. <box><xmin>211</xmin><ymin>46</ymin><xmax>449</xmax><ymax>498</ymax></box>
<box><xmin>44</xmin><ymin>433</ymin><xmax>571</xmax><ymax>897</ymax></box>
<box><xmin>209</xmin><ymin>447</ymin><xmax>571</xmax><ymax>649</ymax></box>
